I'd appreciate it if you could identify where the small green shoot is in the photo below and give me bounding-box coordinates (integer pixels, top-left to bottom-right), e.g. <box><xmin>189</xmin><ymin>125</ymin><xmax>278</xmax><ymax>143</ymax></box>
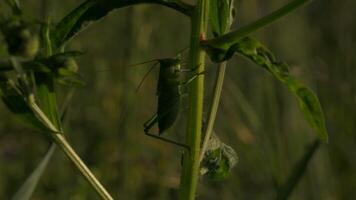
<box><xmin>200</xmin><ymin>133</ymin><xmax>238</xmax><ymax>181</ymax></box>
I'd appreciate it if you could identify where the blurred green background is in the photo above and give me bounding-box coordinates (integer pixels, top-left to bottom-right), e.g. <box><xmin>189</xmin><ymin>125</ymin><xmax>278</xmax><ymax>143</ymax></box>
<box><xmin>0</xmin><ymin>0</ymin><xmax>355</xmax><ymax>199</ymax></box>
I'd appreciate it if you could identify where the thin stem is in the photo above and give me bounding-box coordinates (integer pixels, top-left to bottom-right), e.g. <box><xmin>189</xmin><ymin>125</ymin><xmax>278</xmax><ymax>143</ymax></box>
<box><xmin>178</xmin><ymin>0</ymin><xmax>209</xmax><ymax>199</ymax></box>
<box><xmin>29</xmin><ymin>102</ymin><xmax>114</xmax><ymax>200</ymax></box>
<box><xmin>202</xmin><ymin>0</ymin><xmax>314</xmax><ymax>49</ymax></box>
<box><xmin>199</xmin><ymin>61</ymin><xmax>227</xmax><ymax>162</ymax></box>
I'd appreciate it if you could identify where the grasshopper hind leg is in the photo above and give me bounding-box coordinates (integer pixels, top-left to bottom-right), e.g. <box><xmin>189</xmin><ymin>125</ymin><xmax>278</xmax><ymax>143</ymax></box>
<box><xmin>143</xmin><ymin>114</ymin><xmax>190</xmax><ymax>151</ymax></box>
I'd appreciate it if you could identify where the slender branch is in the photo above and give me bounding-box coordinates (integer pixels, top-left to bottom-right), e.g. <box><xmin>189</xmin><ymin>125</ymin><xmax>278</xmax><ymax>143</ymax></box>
<box><xmin>29</xmin><ymin>101</ymin><xmax>114</xmax><ymax>200</ymax></box>
<box><xmin>199</xmin><ymin>61</ymin><xmax>227</xmax><ymax>162</ymax></box>
<box><xmin>202</xmin><ymin>0</ymin><xmax>315</xmax><ymax>49</ymax></box>
<box><xmin>178</xmin><ymin>0</ymin><xmax>209</xmax><ymax>199</ymax></box>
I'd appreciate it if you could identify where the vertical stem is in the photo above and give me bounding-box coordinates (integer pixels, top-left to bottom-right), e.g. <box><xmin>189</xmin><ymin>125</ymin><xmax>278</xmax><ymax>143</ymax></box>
<box><xmin>179</xmin><ymin>0</ymin><xmax>209</xmax><ymax>199</ymax></box>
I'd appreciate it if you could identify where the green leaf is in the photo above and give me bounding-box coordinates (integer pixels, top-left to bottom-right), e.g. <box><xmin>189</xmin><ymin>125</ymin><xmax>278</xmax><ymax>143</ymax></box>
<box><xmin>12</xmin><ymin>144</ymin><xmax>56</xmax><ymax>200</ymax></box>
<box><xmin>33</xmin><ymin>16</ymin><xmax>62</xmax><ymax>130</ymax></box>
<box><xmin>234</xmin><ymin>37</ymin><xmax>328</xmax><ymax>142</ymax></box>
<box><xmin>52</xmin><ymin>0</ymin><xmax>193</xmax><ymax>49</ymax></box>
<box><xmin>51</xmin><ymin>0</ymin><xmax>142</xmax><ymax>48</ymax></box>
<box><xmin>0</xmin><ymin>75</ymin><xmax>48</xmax><ymax>131</ymax></box>
<box><xmin>200</xmin><ymin>134</ymin><xmax>238</xmax><ymax>181</ymax></box>
<box><xmin>209</xmin><ymin>0</ymin><xmax>235</xmax><ymax>37</ymax></box>
<box><xmin>34</xmin><ymin>73</ymin><xmax>61</xmax><ymax>129</ymax></box>
<box><xmin>51</xmin><ymin>0</ymin><xmax>96</xmax><ymax>49</ymax></box>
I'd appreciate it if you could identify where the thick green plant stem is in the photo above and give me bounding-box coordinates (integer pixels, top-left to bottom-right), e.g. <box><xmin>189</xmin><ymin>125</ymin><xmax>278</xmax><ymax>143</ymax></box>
<box><xmin>199</xmin><ymin>61</ymin><xmax>226</xmax><ymax>162</ymax></box>
<box><xmin>202</xmin><ymin>0</ymin><xmax>314</xmax><ymax>49</ymax></box>
<box><xmin>178</xmin><ymin>0</ymin><xmax>209</xmax><ymax>199</ymax></box>
<box><xmin>29</xmin><ymin>102</ymin><xmax>114</xmax><ymax>200</ymax></box>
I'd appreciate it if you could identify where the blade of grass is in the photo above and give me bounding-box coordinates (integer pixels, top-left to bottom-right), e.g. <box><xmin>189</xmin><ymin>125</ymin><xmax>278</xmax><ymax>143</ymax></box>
<box><xmin>12</xmin><ymin>144</ymin><xmax>56</xmax><ymax>200</ymax></box>
<box><xmin>276</xmin><ymin>139</ymin><xmax>320</xmax><ymax>200</ymax></box>
<box><xmin>11</xmin><ymin>86</ymin><xmax>76</xmax><ymax>200</ymax></box>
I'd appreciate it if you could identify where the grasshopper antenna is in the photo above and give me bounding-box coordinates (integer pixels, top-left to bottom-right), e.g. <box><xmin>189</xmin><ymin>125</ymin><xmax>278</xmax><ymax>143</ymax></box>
<box><xmin>127</xmin><ymin>58</ymin><xmax>160</xmax><ymax>67</ymax></box>
<box><xmin>94</xmin><ymin>47</ymin><xmax>188</xmax><ymax>73</ymax></box>
<box><xmin>135</xmin><ymin>62</ymin><xmax>159</xmax><ymax>93</ymax></box>
<box><xmin>94</xmin><ymin>58</ymin><xmax>160</xmax><ymax>73</ymax></box>
<box><xmin>176</xmin><ymin>46</ymin><xmax>189</xmax><ymax>56</ymax></box>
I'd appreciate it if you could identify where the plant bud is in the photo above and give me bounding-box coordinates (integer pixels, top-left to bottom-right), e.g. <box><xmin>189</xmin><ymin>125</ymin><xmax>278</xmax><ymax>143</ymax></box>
<box><xmin>52</xmin><ymin>56</ymin><xmax>78</xmax><ymax>76</ymax></box>
<box><xmin>3</xmin><ymin>24</ymin><xmax>39</xmax><ymax>58</ymax></box>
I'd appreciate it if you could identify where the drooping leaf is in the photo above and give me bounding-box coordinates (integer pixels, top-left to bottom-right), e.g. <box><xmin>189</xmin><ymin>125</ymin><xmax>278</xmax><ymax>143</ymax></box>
<box><xmin>12</xmin><ymin>144</ymin><xmax>56</xmax><ymax>200</ymax></box>
<box><xmin>52</xmin><ymin>0</ymin><xmax>193</xmax><ymax>49</ymax></box>
<box><xmin>52</xmin><ymin>0</ymin><xmax>139</xmax><ymax>48</ymax></box>
<box><xmin>200</xmin><ymin>134</ymin><xmax>238</xmax><ymax>181</ymax></box>
<box><xmin>209</xmin><ymin>0</ymin><xmax>235</xmax><ymax>37</ymax></box>
<box><xmin>234</xmin><ymin>37</ymin><xmax>328</xmax><ymax>142</ymax></box>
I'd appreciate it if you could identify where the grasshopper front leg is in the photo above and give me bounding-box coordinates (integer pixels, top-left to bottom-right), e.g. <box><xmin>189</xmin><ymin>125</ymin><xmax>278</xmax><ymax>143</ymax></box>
<box><xmin>178</xmin><ymin>71</ymin><xmax>206</xmax><ymax>95</ymax></box>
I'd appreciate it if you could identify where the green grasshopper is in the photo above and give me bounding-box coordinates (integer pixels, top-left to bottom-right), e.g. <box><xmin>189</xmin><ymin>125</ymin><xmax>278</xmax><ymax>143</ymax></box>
<box><xmin>134</xmin><ymin>57</ymin><xmax>203</xmax><ymax>151</ymax></box>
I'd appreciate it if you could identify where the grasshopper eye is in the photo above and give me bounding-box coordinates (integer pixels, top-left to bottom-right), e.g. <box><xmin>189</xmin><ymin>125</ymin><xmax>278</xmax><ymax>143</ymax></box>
<box><xmin>173</xmin><ymin>63</ymin><xmax>181</xmax><ymax>74</ymax></box>
<box><xmin>176</xmin><ymin>63</ymin><xmax>181</xmax><ymax>71</ymax></box>
<box><xmin>2</xmin><ymin>23</ymin><xmax>39</xmax><ymax>58</ymax></box>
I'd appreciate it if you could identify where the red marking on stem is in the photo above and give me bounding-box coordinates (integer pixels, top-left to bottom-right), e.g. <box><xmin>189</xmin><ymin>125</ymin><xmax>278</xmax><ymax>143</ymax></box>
<box><xmin>199</xmin><ymin>33</ymin><xmax>206</xmax><ymax>41</ymax></box>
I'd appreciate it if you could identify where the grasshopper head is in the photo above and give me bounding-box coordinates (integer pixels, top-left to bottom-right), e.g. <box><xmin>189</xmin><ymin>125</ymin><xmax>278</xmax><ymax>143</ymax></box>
<box><xmin>160</xmin><ymin>58</ymin><xmax>181</xmax><ymax>75</ymax></box>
